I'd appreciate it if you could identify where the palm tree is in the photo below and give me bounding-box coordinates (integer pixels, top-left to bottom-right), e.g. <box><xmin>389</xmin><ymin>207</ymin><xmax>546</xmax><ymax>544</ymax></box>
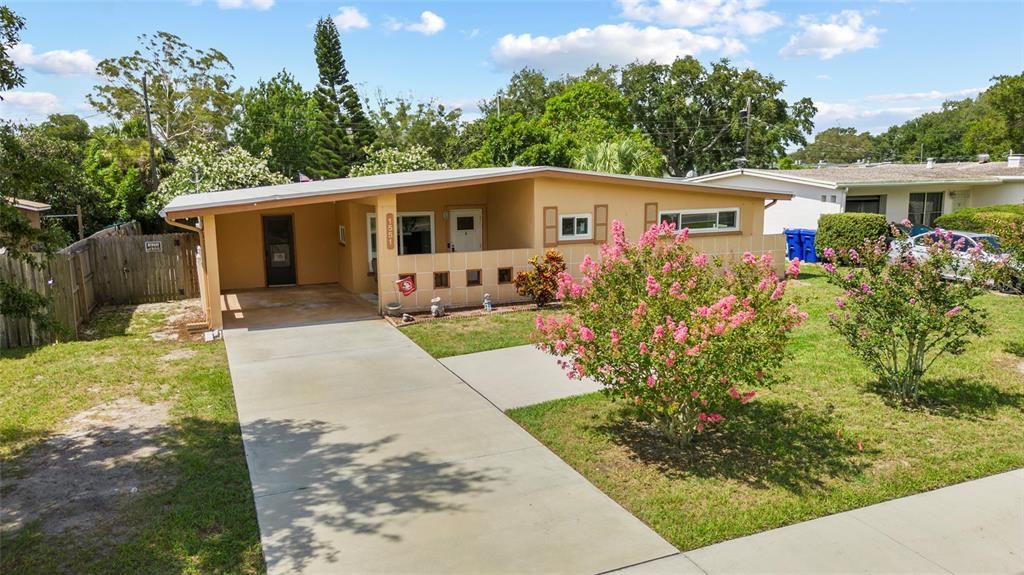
<box><xmin>572</xmin><ymin>138</ymin><xmax>665</xmax><ymax>177</ymax></box>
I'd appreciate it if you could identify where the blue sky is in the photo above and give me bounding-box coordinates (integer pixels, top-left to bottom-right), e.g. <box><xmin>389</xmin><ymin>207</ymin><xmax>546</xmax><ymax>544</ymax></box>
<box><xmin>3</xmin><ymin>0</ymin><xmax>1023</xmax><ymax>136</ymax></box>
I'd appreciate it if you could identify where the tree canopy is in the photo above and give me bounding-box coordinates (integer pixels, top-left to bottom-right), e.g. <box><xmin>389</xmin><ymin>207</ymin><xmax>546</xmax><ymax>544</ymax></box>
<box><xmin>89</xmin><ymin>31</ymin><xmax>239</xmax><ymax>149</ymax></box>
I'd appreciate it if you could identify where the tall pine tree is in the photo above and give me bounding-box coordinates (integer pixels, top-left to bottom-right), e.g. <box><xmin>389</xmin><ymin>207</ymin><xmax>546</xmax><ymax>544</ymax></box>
<box><xmin>308</xmin><ymin>17</ymin><xmax>374</xmax><ymax>178</ymax></box>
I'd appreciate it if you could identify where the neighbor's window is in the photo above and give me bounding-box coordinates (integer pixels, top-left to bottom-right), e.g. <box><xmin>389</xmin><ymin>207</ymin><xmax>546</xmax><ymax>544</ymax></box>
<box><xmin>497</xmin><ymin>267</ymin><xmax>513</xmax><ymax>284</ymax></box>
<box><xmin>397</xmin><ymin>212</ymin><xmax>434</xmax><ymax>255</ymax></box>
<box><xmin>559</xmin><ymin>213</ymin><xmax>592</xmax><ymax>241</ymax></box>
<box><xmin>659</xmin><ymin>209</ymin><xmax>739</xmax><ymax>233</ymax></box>
<box><xmin>908</xmin><ymin>192</ymin><xmax>944</xmax><ymax>227</ymax></box>
<box><xmin>467</xmin><ymin>269</ymin><xmax>482</xmax><ymax>286</ymax></box>
<box><xmin>367</xmin><ymin>213</ymin><xmax>377</xmax><ymax>273</ymax></box>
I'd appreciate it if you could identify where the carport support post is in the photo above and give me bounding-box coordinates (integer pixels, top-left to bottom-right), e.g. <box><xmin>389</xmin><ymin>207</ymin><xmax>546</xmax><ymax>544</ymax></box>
<box><xmin>202</xmin><ymin>215</ymin><xmax>224</xmax><ymax>330</ymax></box>
<box><xmin>375</xmin><ymin>193</ymin><xmax>398</xmax><ymax>314</ymax></box>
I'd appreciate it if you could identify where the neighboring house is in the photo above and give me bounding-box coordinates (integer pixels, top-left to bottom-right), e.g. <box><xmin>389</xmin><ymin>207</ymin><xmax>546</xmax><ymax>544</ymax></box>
<box><xmin>160</xmin><ymin>166</ymin><xmax>792</xmax><ymax>328</ymax></box>
<box><xmin>688</xmin><ymin>154</ymin><xmax>1024</xmax><ymax>229</ymax></box>
<box><xmin>7</xmin><ymin>198</ymin><xmax>52</xmax><ymax>228</ymax></box>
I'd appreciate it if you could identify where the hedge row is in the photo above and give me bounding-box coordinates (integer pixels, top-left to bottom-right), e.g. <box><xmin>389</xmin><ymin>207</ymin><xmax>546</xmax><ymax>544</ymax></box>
<box><xmin>815</xmin><ymin>212</ymin><xmax>889</xmax><ymax>260</ymax></box>
<box><xmin>933</xmin><ymin>204</ymin><xmax>1024</xmax><ymax>235</ymax></box>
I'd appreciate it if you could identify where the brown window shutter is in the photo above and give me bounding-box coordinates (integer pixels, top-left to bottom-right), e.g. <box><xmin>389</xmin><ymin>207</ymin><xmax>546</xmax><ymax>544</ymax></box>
<box><xmin>644</xmin><ymin>202</ymin><xmax>658</xmax><ymax>229</ymax></box>
<box><xmin>593</xmin><ymin>204</ymin><xmax>608</xmax><ymax>243</ymax></box>
<box><xmin>543</xmin><ymin>206</ymin><xmax>558</xmax><ymax>247</ymax></box>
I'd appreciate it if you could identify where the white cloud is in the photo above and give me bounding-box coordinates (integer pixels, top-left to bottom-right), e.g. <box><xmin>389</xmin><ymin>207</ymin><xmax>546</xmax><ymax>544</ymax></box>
<box><xmin>865</xmin><ymin>87</ymin><xmax>982</xmax><ymax>102</ymax></box>
<box><xmin>816</xmin><ymin>74</ymin><xmax>831</xmax><ymax>80</ymax></box>
<box><xmin>814</xmin><ymin>101</ymin><xmax>936</xmax><ymax>133</ymax></box>
<box><xmin>0</xmin><ymin>91</ymin><xmax>62</xmax><ymax>118</ymax></box>
<box><xmin>333</xmin><ymin>6</ymin><xmax>369</xmax><ymax>31</ymax></box>
<box><xmin>492</xmin><ymin>23</ymin><xmax>744</xmax><ymax>74</ymax></box>
<box><xmin>10</xmin><ymin>43</ymin><xmax>96</xmax><ymax>76</ymax></box>
<box><xmin>618</xmin><ymin>0</ymin><xmax>783</xmax><ymax>36</ymax></box>
<box><xmin>216</xmin><ymin>0</ymin><xmax>274</xmax><ymax>10</ymax></box>
<box><xmin>405</xmin><ymin>11</ymin><xmax>446</xmax><ymax>35</ymax></box>
<box><xmin>779</xmin><ymin>10</ymin><xmax>883</xmax><ymax>60</ymax></box>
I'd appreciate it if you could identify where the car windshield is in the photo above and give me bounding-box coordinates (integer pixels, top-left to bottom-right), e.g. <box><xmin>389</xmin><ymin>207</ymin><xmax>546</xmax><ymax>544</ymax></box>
<box><xmin>975</xmin><ymin>235</ymin><xmax>1002</xmax><ymax>253</ymax></box>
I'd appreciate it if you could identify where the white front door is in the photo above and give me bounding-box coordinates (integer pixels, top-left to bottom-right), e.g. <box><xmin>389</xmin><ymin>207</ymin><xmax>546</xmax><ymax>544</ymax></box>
<box><xmin>449</xmin><ymin>208</ymin><xmax>483</xmax><ymax>252</ymax></box>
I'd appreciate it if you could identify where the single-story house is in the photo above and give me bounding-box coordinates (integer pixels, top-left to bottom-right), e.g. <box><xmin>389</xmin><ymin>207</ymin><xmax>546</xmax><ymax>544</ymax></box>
<box><xmin>7</xmin><ymin>198</ymin><xmax>52</xmax><ymax>228</ymax></box>
<box><xmin>688</xmin><ymin>154</ymin><xmax>1024</xmax><ymax>229</ymax></box>
<box><xmin>160</xmin><ymin>166</ymin><xmax>792</xmax><ymax>329</ymax></box>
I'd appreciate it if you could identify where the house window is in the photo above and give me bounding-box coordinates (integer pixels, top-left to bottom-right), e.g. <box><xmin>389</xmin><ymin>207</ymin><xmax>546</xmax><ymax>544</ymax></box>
<box><xmin>821</xmin><ymin>195</ymin><xmax>827</xmax><ymax>203</ymax></box>
<box><xmin>367</xmin><ymin>213</ymin><xmax>377</xmax><ymax>274</ymax></box>
<box><xmin>830</xmin><ymin>195</ymin><xmax>837</xmax><ymax>203</ymax></box>
<box><xmin>846</xmin><ymin>195</ymin><xmax>882</xmax><ymax>214</ymax></box>
<box><xmin>908</xmin><ymin>192</ymin><xmax>944</xmax><ymax>227</ymax></box>
<box><xmin>497</xmin><ymin>267</ymin><xmax>513</xmax><ymax>284</ymax></box>
<box><xmin>559</xmin><ymin>213</ymin><xmax>592</xmax><ymax>241</ymax></box>
<box><xmin>466</xmin><ymin>269</ymin><xmax>482</xmax><ymax>286</ymax></box>
<box><xmin>659</xmin><ymin>209</ymin><xmax>739</xmax><ymax>233</ymax></box>
<box><xmin>397</xmin><ymin>212</ymin><xmax>434</xmax><ymax>255</ymax></box>
<box><xmin>434</xmin><ymin>272</ymin><xmax>450</xmax><ymax>289</ymax></box>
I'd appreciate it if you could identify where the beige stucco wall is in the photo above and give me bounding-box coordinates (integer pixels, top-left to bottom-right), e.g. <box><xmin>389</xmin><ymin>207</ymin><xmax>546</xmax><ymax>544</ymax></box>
<box><xmin>531</xmin><ymin>176</ymin><xmax>767</xmax><ymax>248</ymax></box>
<box><xmin>380</xmin><ymin>177</ymin><xmax>781</xmax><ymax>312</ymax></box>
<box><xmin>215</xmin><ymin>203</ymin><xmax>340</xmax><ymax>291</ymax></box>
<box><xmin>485</xmin><ymin>179</ymin><xmax>535</xmax><ymax>250</ymax></box>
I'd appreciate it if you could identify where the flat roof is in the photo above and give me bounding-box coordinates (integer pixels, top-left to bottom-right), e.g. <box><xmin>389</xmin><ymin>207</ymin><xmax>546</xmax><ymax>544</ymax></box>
<box><xmin>161</xmin><ymin>166</ymin><xmax>792</xmax><ymax>218</ymax></box>
<box><xmin>690</xmin><ymin>162</ymin><xmax>1024</xmax><ymax>188</ymax></box>
<box><xmin>8</xmin><ymin>197</ymin><xmax>52</xmax><ymax>212</ymax></box>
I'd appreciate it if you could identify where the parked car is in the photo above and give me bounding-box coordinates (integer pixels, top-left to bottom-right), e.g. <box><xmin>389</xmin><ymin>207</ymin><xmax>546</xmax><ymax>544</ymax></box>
<box><xmin>892</xmin><ymin>230</ymin><xmax>1022</xmax><ymax>288</ymax></box>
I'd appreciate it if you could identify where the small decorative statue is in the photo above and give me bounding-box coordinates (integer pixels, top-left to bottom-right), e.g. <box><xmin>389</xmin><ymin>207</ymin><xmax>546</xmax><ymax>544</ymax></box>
<box><xmin>401</xmin><ymin>313</ymin><xmax>416</xmax><ymax>323</ymax></box>
<box><xmin>482</xmin><ymin>293</ymin><xmax>493</xmax><ymax>312</ymax></box>
<box><xmin>430</xmin><ymin>296</ymin><xmax>445</xmax><ymax>318</ymax></box>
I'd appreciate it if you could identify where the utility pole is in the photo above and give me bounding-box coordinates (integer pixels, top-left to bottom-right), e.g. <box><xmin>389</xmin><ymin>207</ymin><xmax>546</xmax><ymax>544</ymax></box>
<box><xmin>141</xmin><ymin>72</ymin><xmax>159</xmax><ymax>189</ymax></box>
<box><xmin>743</xmin><ymin>96</ymin><xmax>752</xmax><ymax>165</ymax></box>
<box><xmin>76</xmin><ymin>205</ymin><xmax>83</xmax><ymax>240</ymax></box>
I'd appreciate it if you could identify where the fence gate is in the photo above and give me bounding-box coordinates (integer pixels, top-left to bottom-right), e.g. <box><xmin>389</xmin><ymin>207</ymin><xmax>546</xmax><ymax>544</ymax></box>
<box><xmin>91</xmin><ymin>233</ymin><xmax>200</xmax><ymax>305</ymax></box>
<box><xmin>0</xmin><ymin>224</ymin><xmax>201</xmax><ymax>349</ymax></box>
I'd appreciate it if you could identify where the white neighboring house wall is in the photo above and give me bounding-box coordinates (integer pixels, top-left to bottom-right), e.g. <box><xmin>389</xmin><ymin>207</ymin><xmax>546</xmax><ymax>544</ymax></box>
<box><xmin>764</xmin><ymin>196</ymin><xmax>841</xmax><ymax>234</ymax></box>
<box><xmin>968</xmin><ymin>181</ymin><xmax>1024</xmax><ymax>208</ymax></box>
<box><xmin>684</xmin><ymin>172</ymin><xmax>842</xmax><ymax>231</ymax></box>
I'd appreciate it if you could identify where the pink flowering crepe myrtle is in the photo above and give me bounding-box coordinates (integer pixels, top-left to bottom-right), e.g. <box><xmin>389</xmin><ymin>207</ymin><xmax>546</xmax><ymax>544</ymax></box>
<box><xmin>534</xmin><ymin>220</ymin><xmax>806</xmax><ymax>444</ymax></box>
<box><xmin>818</xmin><ymin>230</ymin><xmax>993</xmax><ymax>404</ymax></box>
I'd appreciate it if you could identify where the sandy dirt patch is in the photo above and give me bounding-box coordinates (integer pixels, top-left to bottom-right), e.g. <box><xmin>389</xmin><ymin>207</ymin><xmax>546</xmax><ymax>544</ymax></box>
<box><xmin>1</xmin><ymin>398</ymin><xmax>174</xmax><ymax>536</ymax></box>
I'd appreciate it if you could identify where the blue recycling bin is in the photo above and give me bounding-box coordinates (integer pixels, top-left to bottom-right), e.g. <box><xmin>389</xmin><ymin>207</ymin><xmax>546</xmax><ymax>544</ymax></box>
<box><xmin>799</xmin><ymin>229</ymin><xmax>819</xmax><ymax>263</ymax></box>
<box><xmin>783</xmin><ymin>229</ymin><xmax>803</xmax><ymax>260</ymax></box>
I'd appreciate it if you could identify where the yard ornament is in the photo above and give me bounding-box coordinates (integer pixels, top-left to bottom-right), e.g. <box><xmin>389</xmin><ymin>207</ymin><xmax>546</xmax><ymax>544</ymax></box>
<box><xmin>483</xmin><ymin>293</ymin><xmax>493</xmax><ymax>312</ymax></box>
<box><xmin>430</xmin><ymin>297</ymin><xmax>445</xmax><ymax>317</ymax></box>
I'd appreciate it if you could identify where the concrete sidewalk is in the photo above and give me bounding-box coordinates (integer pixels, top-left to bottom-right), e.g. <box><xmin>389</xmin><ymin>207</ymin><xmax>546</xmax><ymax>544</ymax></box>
<box><xmin>615</xmin><ymin>469</ymin><xmax>1024</xmax><ymax>574</ymax></box>
<box><xmin>440</xmin><ymin>345</ymin><xmax>601</xmax><ymax>410</ymax></box>
<box><xmin>224</xmin><ymin>319</ymin><xmax>676</xmax><ymax>574</ymax></box>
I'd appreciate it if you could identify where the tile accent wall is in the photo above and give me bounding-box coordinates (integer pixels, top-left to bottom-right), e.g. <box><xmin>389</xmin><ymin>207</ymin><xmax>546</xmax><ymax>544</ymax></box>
<box><xmin>379</xmin><ymin>235</ymin><xmax>788</xmax><ymax>313</ymax></box>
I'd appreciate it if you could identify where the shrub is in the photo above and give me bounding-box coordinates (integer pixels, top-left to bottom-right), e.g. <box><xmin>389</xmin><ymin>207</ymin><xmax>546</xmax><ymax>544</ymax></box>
<box><xmin>816</xmin><ymin>213</ymin><xmax>888</xmax><ymax>262</ymax></box>
<box><xmin>934</xmin><ymin>207</ymin><xmax>1024</xmax><ymax>237</ymax></box>
<box><xmin>535</xmin><ymin>221</ymin><xmax>806</xmax><ymax>445</ymax></box>
<box><xmin>514</xmin><ymin>249</ymin><xmax>566</xmax><ymax>308</ymax></box>
<box><xmin>820</xmin><ymin>231</ymin><xmax>993</xmax><ymax>405</ymax></box>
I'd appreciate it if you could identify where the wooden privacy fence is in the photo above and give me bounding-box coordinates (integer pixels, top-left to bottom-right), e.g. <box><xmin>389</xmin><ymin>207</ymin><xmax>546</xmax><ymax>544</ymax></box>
<box><xmin>0</xmin><ymin>223</ymin><xmax>201</xmax><ymax>349</ymax></box>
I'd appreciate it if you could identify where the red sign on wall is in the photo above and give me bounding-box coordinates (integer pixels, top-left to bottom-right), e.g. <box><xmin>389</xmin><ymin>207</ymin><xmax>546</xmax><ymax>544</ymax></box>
<box><xmin>396</xmin><ymin>276</ymin><xmax>416</xmax><ymax>296</ymax></box>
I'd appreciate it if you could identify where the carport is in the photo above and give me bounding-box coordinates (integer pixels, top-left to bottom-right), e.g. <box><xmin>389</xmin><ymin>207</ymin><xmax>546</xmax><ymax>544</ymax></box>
<box><xmin>220</xmin><ymin>284</ymin><xmax>378</xmax><ymax>330</ymax></box>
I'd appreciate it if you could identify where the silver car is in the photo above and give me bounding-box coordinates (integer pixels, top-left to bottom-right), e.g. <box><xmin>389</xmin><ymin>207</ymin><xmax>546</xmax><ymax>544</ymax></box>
<box><xmin>892</xmin><ymin>230</ymin><xmax>1020</xmax><ymax>286</ymax></box>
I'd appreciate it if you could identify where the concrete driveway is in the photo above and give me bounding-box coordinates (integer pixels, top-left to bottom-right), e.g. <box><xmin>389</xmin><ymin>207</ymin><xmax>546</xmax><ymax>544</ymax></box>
<box><xmin>224</xmin><ymin>319</ymin><xmax>676</xmax><ymax>574</ymax></box>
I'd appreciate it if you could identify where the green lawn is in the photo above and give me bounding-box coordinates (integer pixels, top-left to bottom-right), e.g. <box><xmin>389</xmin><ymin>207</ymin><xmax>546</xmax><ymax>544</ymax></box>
<box><xmin>1</xmin><ymin>304</ymin><xmax>264</xmax><ymax>574</ymax></box>
<box><xmin>485</xmin><ymin>269</ymin><xmax>1024</xmax><ymax>552</ymax></box>
<box><xmin>400</xmin><ymin>310</ymin><xmax>543</xmax><ymax>357</ymax></box>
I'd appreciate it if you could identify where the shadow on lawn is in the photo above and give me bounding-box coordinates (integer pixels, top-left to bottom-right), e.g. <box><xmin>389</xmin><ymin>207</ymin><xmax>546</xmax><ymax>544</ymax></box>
<box><xmin>866</xmin><ymin>377</ymin><xmax>1024</xmax><ymax>419</ymax></box>
<box><xmin>1</xmin><ymin>415</ymin><xmax>264</xmax><ymax>575</ymax></box>
<box><xmin>598</xmin><ymin>400</ymin><xmax>867</xmax><ymax>494</ymax></box>
<box><xmin>3</xmin><ymin>414</ymin><xmax>503</xmax><ymax>574</ymax></box>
